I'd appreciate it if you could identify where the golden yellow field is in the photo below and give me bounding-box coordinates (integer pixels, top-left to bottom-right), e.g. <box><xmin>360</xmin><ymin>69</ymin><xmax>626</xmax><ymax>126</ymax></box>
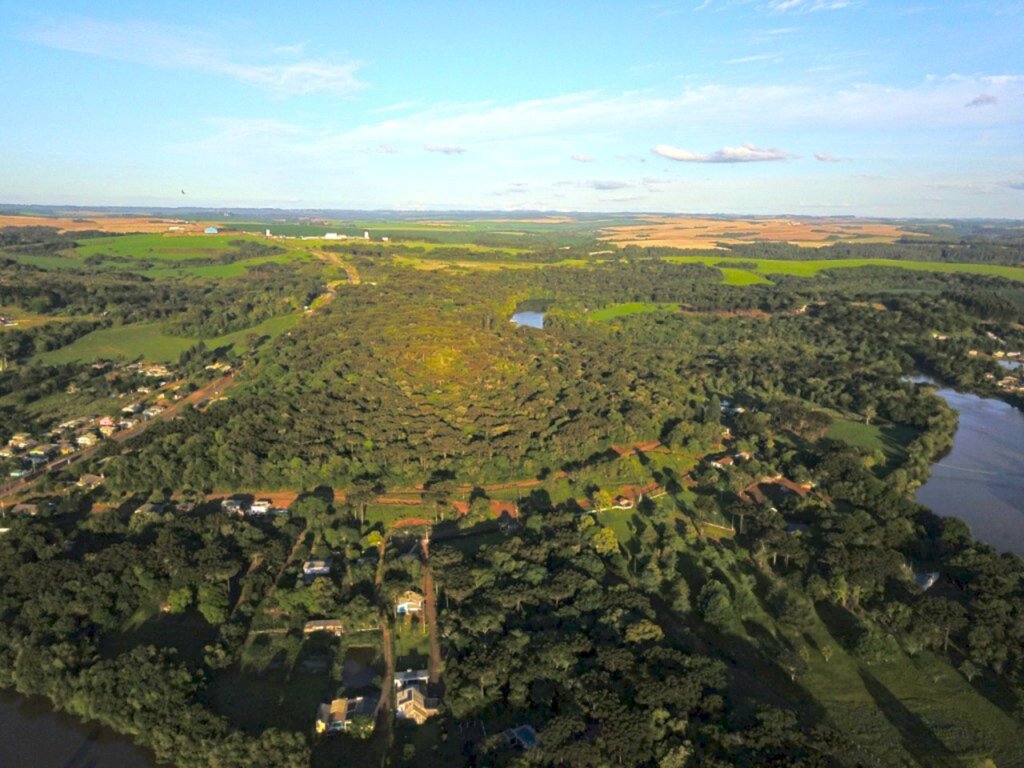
<box><xmin>599</xmin><ymin>216</ymin><xmax>920</xmax><ymax>249</ymax></box>
<box><xmin>0</xmin><ymin>215</ymin><xmax>207</xmax><ymax>234</ymax></box>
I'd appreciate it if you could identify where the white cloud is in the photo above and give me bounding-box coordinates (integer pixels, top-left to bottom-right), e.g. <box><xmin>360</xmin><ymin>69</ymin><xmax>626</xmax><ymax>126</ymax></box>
<box><xmin>572</xmin><ymin>154</ymin><xmax>595</xmax><ymax>162</ymax></box>
<box><xmin>815</xmin><ymin>152</ymin><xmax>841</xmax><ymax>162</ymax></box>
<box><xmin>652</xmin><ymin>142</ymin><xmax>793</xmax><ymax>162</ymax></box>
<box><xmin>27</xmin><ymin>17</ymin><xmax>364</xmax><ymax>96</ymax></box>
<box><xmin>424</xmin><ymin>144</ymin><xmax>467</xmax><ymax>154</ymax></box>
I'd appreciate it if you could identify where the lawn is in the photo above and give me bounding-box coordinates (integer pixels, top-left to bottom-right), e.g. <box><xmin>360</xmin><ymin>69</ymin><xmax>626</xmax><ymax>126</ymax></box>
<box><xmin>826</xmin><ymin>419</ymin><xmax>918</xmax><ymax>464</ymax></box>
<box><xmin>589</xmin><ymin>302</ymin><xmax>679</xmax><ymax>321</ymax></box>
<box><xmin>393</xmin><ymin>620</ymin><xmax>430</xmax><ymax>670</ymax></box>
<box><xmin>38</xmin><ymin>313</ymin><xmax>300</xmax><ymax>363</ymax></box>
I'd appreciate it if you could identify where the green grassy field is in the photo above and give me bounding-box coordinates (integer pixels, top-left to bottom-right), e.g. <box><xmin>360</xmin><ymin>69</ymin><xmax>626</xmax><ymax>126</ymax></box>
<box><xmin>589</xmin><ymin>302</ymin><xmax>679</xmax><ymax>321</ymax></box>
<box><xmin>37</xmin><ymin>313</ymin><xmax>300</xmax><ymax>363</ymax></box>
<box><xmin>664</xmin><ymin>254</ymin><xmax>1024</xmax><ymax>283</ymax></box>
<box><xmin>826</xmin><ymin>418</ymin><xmax>918</xmax><ymax>463</ymax></box>
<box><xmin>719</xmin><ymin>267</ymin><xmax>773</xmax><ymax>286</ymax></box>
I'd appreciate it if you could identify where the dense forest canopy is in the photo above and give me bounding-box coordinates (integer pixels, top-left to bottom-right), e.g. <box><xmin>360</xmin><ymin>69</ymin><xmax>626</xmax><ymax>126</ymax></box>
<box><xmin>0</xmin><ymin>218</ymin><xmax>1023</xmax><ymax>767</ymax></box>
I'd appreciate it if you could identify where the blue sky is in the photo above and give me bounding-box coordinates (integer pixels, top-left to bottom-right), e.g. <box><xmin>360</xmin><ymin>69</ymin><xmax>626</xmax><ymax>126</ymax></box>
<box><xmin>1</xmin><ymin>1</ymin><xmax>1022</xmax><ymax>216</ymax></box>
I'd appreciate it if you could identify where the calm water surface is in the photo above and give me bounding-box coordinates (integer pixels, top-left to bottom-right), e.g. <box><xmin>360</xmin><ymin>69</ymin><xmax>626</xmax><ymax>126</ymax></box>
<box><xmin>510</xmin><ymin>311</ymin><xmax>545</xmax><ymax>329</ymax></box>
<box><xmin>914</xmin><ymin>383</ymin><xmax>1024</xmax><ymax>556</ymax></box>
<box><xmin>0</xmin><ymin>689</ymin><xmax>155</xmax><ymax>767</ymax></box>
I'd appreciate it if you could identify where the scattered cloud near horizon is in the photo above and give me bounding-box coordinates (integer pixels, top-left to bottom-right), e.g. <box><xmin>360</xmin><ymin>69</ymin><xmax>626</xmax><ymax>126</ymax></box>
<box><xmin>815</xmin><ymin>152</ymin><xmax>841</xmax><ymax>162</ymax></box>
<box><xmin>652</xmin><ymin>143</ymin><xmax>792</xmax><ymax>162</ymax></box>
<box><xmin>966</xmin><ymin>93</ymin><xmax>999</xmax><ymax>107</ymax></box>
<box><xmin>424</xmin><ymin>144</ymin><xmax>467</xmax><ymax>154</ymax></box>
<box><xmin>26</xmin><ymin>17</ymin><xmax>364</xmax><ymax>96</ymax></box>
<box><xmin>572</xmin><ymin>154</ymin><xmax>596</xmax><ymax>163</ymax></box>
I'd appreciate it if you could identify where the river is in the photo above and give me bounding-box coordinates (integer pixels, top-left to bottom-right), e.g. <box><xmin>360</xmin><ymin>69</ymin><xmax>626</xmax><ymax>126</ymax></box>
<box><xmin>0</xmin><ymin>689</ymin><xmax>155</xmax><ymax>767</ymax></box>
<box><xmin>913</xmin><ymin>379</ymin><xmax>1024</xmax><ymax>556</ymax></box>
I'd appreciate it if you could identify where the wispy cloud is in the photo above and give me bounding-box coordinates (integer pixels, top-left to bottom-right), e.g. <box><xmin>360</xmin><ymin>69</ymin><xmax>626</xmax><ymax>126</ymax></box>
<box><xmin>571</xmin><ymin>154</ymin><xmax>595</xmax><ymax>163</ymax></box>
<box><xmin>815</xmin><ymin>152</ymin><xmax>841</xmax><ymax>162</ymax></box>
<box><xmin>587</xmin><ymin>180</ymin><xmax>632</xmax><ymax>190</ymax></box>
<box><xmin>966</xmin><ymin>93</ymin><xmax>998</xmax><ymax>107</ymax></box>
<box><xmin>767</xmin><ymin>0</ymin><xmax>853</xmax><ymax>12</ymax></box>
<box><xmin>424</xmin><ymin>144</ymin><xmax>467</xmax><ymax>154</ymax></box>
<box><xmin>726</xmin><ymin>53</ymin><xmax>781</xmax><ymax>64</ymax></box>
<box><xmin>1010</xmin><ymin>182</ymin><xmax>1024</xmax><ymax>191</ymax></box>
<box><xmin>652</xmin><ymin>142</ymin><xmax>793</xmax><ymax>162</ymax></box>
<box><xmin>26</xmin><ymin>17</ymin><xmax>364</xmax><ymax>96</ymax></box>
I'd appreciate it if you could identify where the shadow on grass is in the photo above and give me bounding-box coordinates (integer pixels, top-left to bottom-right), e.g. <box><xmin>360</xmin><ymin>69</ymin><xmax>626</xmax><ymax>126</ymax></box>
<box><xmin>858</xmin><ymin>668</ymin><xmax>960</xmax><ymax>768</ymax></box>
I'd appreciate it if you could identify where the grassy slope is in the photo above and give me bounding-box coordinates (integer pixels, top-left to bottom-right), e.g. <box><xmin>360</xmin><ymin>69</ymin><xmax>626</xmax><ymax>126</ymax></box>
<box><xmin>826</xmin><ymin>419</ymin><xmax>918</xmax><ymax>464</ymax></box>
<box><xmin>38</xmin><ymin>314</ymin><xmax>300</xmax><ymax>363</ymax></box>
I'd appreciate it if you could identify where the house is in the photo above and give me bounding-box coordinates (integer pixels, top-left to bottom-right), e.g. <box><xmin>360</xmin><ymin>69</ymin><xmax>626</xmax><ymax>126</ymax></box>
<box><xmin>98</xmin><ymin>416</ymin><xmax>116</xmax><ymax>429</ymax></box>
<box><xmin>204</xmin><ymin>226</ymin><xmax>219</xmax><ymax>234</ymax></box>
<box><xmin>8</xmin><ymin>503</ymin><xmax>39</xmax><ymax>517</ymax></box>
<box><xmin>221</xmin><ymin>497</ymin><xmax>245</xmax><ymax>516</ymax></box>
<box><xmin>58</xmin><ymin>443</ymin><xmax>77</xmax><ymax>456</ymax></box>
<box><xmin>315</xmin><ymin>696</ymin><xmax>377</xmax><ymax>734</ymax></box>
<box><xmin>303</xmin><ymin>619</ymin><xmax>346</xmax><ymax>637</ymax></box>
<box><xmin>394</xmin><ymin>669</ymin><xmax>430</xmax><ymax>688</ymax></box>
<box><xmin>99</xmin><ymin>424</ymin><xmax>118</xmax><ymax>438</ymax></box>
<box><xmin>395</xmin><ymin>590</ymin><xmax>424</xmax><ymax>616</ymax></box>
<box><xmin>122</xmin><ymin>403</ymin><xmax>144</xmax><ymax>415</ymax></box>
<box><xmin>143</xmin><ymin>406</ymin><xmax>164</xmax><ymax>419</ymax></box>
<box><xmin>76</xmin><ymin>433</ymin><xmax>99</xmax><ymax>448</ymax></box>
<box><xmin>7</xmin><ymin>433</ymin><xmax>34</xmax><ymax>451</ymax></box>
<box><xmin>76</xmin><ymin>474</ymin><xmax>104</xmax><ymax>490</ymax></box>
<box><xmin>503</xmin><ymin>724</ymin><xmax>538</xmax><ymax>751</ymax></box>
<box><xmin>249</xmin><ymin>498</ymin><xmax>273</xmax><ymax>516</ymax></box>
<box><xmin>303</xmin><ymin>559</ymin><xmax>332</xmax><ymax>581</ymax></box>
<box><xmin>395</xmin><ymin>686</ymin><xmax>440</xmax><ymax>725</ymax></box>
<box><xmin>133</xmin><ymin>502</ymin><xmax>163</xmax><ymax>518</ymax></box>
<box><xmin>710</xmin><ymin>456</ymin><xmax>734</xmax><ymax>469</ymax></box>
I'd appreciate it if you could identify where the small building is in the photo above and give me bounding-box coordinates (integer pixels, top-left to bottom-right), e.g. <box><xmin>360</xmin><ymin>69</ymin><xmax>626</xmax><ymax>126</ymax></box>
<box><xmin>324</xmin><ymin>232</ymin><xmax>341</xmax><ymax>240</ymax></box>
<box><xmin>303</xmin><ymin>619</ymin><xmax>345</xmax><ymax>637</ymax></box>
<box><xmin>303</xmin><ymin>559</ymin><xmax>332</xmax><ymax>580</ymax></box>
<box><xmin>76</xmin><ymin>433</ymin><xmax>99</xmax><ymax>448</ymax></box>
<box><xmin>503</xmin><ymin>724</ymin><xmax>538</xmax><ymax>751</ymax></box>
<box><xmin>315</xmin><ymin>696</ymin><xmax>377</xmax><ymax>734</ymax></box>
<box><xmin>395</xmin><ymin>590</ymin><xmax>424</xmax><ymax>616</ymax></box>
<box><xmin>394</xmin><ymin>669</ymin><xmax>430</xmax><ymax>689</ymax></box>
<box><xmin>363</xmin><ymin>231</ymin><xmax>369</xmax><ymax>240</ymax></box>
<box><xmin>204</xmin><ymin>226</ymin><xmax>219</xmax><ymax>234</ymax></box>
<box><xmin>221</xmin><ymin>497</ymin><xmax>245</xmax><ymax>516</ymax></box>
<box><xmin>250</xmin><ymin>499</ymin><xmax>273</xmax><ymax>516</ymax></box>
<box><xmin>7</xmin><ymin>433</ymin><xmax>34</xmax><ymax>451</ymax></box>
<box><xmin>99</xmin><ymin>424</ymin><xmax>118</xmax><ymax>438</ymax></box>
<box><xmin>395</xmin><ymin>686</ymin><xmax>440</xmax><ymax>725</ymax></box>
<box><xmin>122</xmin><ymin>403</ymin><xmax>144</xmax><ymax>415</ymax></box>
<box><xmin>8</xmin><ymin>503</ymin><xmax>39</xmax><ymax>517</ymax></box>
<box><xmin>76</xmin><ymin>474</ymin><xmax>104</xmax><ymax>490</ymax></box>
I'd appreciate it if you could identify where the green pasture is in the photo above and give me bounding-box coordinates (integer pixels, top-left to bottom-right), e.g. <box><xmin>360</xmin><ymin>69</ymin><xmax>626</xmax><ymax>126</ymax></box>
<box><xmin>37</xmin><ymin>313</ymin><xmax>300</xmax><ymax>363</ymax></box>
<box><xmin>589</xmin><ymin>302</ymin><xmax>679</xmax><ymax>321</ymax></box>
<box><xmin>663</xmin><ymin>254</ymin><xmax>1024</xmax><ymax>283</ymax></box>
<box><xmin>826</xmin><ymin>419</ymin><xmax>918</xmax><ymax>464</ymax></box>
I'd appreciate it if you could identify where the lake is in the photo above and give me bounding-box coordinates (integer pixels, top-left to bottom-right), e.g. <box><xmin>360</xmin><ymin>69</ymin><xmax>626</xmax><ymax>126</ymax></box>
<box><xmin>0</xmin><ymin>689</ymin><xmax>155</xmax><ymax>767</ymax></box>
<box><xmin>913</xmin><ymin>380</ymin><xmax>1024</xmax><ymax>556</ymax></box>
<box><xmin>510</xmin><ymin>311</ymin><xmax>545</xmax><ymax>329</ymax></box>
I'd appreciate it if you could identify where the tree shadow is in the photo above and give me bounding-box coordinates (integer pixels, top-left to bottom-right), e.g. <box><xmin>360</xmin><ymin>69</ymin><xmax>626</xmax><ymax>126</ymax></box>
<box><xmin>858</xmin><ymin>668</ymin><xmax>960</xmax><ymax>768</ymax></box>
